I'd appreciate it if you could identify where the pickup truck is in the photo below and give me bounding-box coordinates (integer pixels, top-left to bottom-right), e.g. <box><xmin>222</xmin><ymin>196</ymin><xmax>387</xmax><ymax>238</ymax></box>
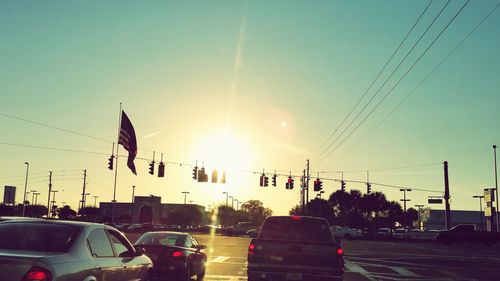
<box><xmin>436</xmin><ymin>224</ymin><xmax>500</xmax><ymax>245</ymax></box>
<box><xmin>247</xmin><ymin>216</ymin><xmax>344</xmax><ymax>281</ymax></box>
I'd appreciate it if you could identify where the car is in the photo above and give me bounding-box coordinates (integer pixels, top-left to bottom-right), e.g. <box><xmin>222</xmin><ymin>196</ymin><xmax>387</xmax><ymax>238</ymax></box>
<box><xmin>246</xmin><ymin>227</ymin><xmax>260</xmax><ymax>237</ymax></box>
<box><xmin>331</xmin><ymin>226</ymin><xmax>361</xmax><ymax>240</ymax></box>
<box><xmin>197</xmin><ymin>224</ymin><xmax>222</xmax><ymax>234</ymax></box>
<box><xmin>0</xmin><ymin>216</ymin><xmax>44</xmax><ymax>222</ymax></box>
<box><xmin>392</xmin><ymin>228</ymin><xmax>407</xmax><ymax>239</ymax></box>
<box><xmin>0</xmin><ymin>219</ymin><xmax>153</xmax><ymax>281</ymax></box>
<box><xmin>134</xmin><ymin>231</ymin><xmax>207</xmax><ymax>280</ymax></box>
<box><xmin>225</xmin><ymin>222</ymin><xmax>256</xmax><ymax>236</ymax></box>
<box><xmin>376</xmin><ymin>228</ymin><xmax>393</xmax><ymax>238</ymax></box>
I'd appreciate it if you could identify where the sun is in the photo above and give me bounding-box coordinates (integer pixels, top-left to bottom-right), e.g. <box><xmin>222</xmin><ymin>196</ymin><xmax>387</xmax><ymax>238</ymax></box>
<box><xmin>194</xmin><ymin>131</ymin><xmax>253</xmax><ymax>173</ymax></box>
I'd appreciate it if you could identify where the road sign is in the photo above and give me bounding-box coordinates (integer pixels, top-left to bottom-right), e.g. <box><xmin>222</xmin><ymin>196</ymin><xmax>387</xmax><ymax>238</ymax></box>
<box><xmin>3</xmin><ymin>186</ymin><xmax>16</xmax><ymax>205</ymax></box>
<box><xmin>428</xmin><ymin>198</ymin><xmax>443</xmax><ymax>204</ymax></box>
<box><xmin>484</xmin><ymin>188</ymin><xmax>495</xmax><ymax>203</ymax></box>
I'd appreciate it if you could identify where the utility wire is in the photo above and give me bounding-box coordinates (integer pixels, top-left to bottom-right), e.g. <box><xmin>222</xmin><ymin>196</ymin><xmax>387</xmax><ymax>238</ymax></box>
<box><xmin>313</xmin><ymin>0</ymin><xmax>434</xmax><ymax>157</ymax></box>
<box><xmin>315</xmin><ymin>0</ymin><xmax>447</xmax><ymax>160</ymax></box>
<box><xmin>318</xmin><ymin>162</ymin><xmax>441</xmax><ymax>174</ymax></box>
<box><xmin>339</xmin><ymin>1</ymin><xmax>500</xmax><ymax>158</ymax></box>
<box><xmin>315</xmin><ymin>0</ymin><xmax>470</xmax><ymax>165</ymax></box>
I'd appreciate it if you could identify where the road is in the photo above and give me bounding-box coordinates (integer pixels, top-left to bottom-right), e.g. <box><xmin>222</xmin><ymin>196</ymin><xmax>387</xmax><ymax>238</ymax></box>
<box><xmin>126</xmin><ymin>233</ymin><xmax>500</xmax><ymax>281</ymax></box>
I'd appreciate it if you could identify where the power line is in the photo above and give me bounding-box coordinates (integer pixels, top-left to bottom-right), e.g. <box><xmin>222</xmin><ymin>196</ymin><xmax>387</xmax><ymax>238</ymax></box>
<box><xmin>339</xmin><ymin>1</ymin><xmax>500</xmax><ymax>157</ymax></box>
<box><xmin>315</xmin><ymin>0</ymin><xmax>448</xmax><ymax>160</ymax></box>
<box><xmin>319</xmin><ymin>162</ymin><xmax>441</xmax><ymax>174</ymax></box>
<box><xmin>315</xmin><ymin>0</ymin><xmax>470</xmax><ymax>165</ymax></box>
<box><xmin>313</xmin><ymin>0</ymin><xmax>434</xmax><ymax>157</ymax></box>
<box><xmin>320</xmin><ymin>176</ymin><xmax>443</xmax><ymax>194</ymax></box>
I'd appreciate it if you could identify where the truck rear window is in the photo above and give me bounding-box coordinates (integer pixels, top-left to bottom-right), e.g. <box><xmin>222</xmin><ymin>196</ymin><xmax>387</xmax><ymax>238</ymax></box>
<box><xmin>0</xmin><ymin>222</ymin><xmax>80</xmax><ymax>253</ymax></box>
<box><xmin>259</xmin><ymin>217</ymin><xmax>334</xmax><ymax>243</ymax></box>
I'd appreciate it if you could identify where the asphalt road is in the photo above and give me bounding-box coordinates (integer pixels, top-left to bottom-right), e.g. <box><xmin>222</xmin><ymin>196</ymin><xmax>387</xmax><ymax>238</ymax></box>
<box><xmin>126</xmin><ymin>233</ymin><xmax>500</xmax><ymax>281</ymax></box>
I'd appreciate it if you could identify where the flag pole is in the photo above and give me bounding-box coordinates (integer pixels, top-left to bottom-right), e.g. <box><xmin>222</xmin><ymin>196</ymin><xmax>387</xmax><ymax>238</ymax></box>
<box><xmin>112</xmin><ymin>102</ymin><xmax>122</xmax><ymax>225</ymax></box>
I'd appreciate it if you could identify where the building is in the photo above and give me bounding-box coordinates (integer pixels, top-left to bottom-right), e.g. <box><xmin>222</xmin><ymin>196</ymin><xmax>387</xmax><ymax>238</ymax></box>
<box><xmin>100</xmin><ymin>195</ymin><xmax>209</xmax><ymax>225</ymax></box>
<box><xmin>423</xmin><ymin>209</ymin><xmax>486</xmax><ymax>231</ymax></box>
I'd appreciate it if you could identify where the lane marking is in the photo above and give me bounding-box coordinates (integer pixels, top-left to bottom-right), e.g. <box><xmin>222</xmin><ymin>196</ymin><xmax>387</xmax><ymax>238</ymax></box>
<box><xmin>389</xmin><ymin>266</ymin><xmax>417</xmax><ymax>277</ymax></box>
<box><xmin>209</xmin><ymin>256</ymin><xmax>231</xmax><ymax>263</ymax></box>
<box><xmin>344</xmin><ymin>261</ymin><xmax>377</xmax><ymax>281</ymax></box>
<box><xmin>205</xmin><ymin>275</ymin><xmax>247</xmax><ymax>280</ymax></box>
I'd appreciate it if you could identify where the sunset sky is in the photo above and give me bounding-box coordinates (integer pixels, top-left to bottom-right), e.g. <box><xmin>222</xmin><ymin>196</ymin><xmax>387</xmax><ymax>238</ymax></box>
<box><xmin>1</xmin><ymin>0</ymin><xmax>500</xmax><ymax>216</ymax></box>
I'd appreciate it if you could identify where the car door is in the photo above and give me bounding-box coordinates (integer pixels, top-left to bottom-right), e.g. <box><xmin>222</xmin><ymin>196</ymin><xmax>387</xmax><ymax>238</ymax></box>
<box><xmin>187</xmin><ymin>235</ymin><xmax>205</xmax><ymax>275</ymax></box>
<box><xmin>107</xmin><ymin>229</ymin><xmax>149</xmax><ymax>281</ymax></box>
<box><xmin>87</xmin><ymin>228</ymin><xmax>123</xmax><ymax>281</ymax></box>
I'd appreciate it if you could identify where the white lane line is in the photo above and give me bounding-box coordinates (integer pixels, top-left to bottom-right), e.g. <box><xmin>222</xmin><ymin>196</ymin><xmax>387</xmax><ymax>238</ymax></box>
<box><xmin>344</xmin><ymin>261</ymin><xmax>378</xmax><ymax>281</ymax></box>
<box><xmin>209</xmin><ymin>256</ymin><xmax>231</xmax><ymax>263</ymax></box>
<box><xmin>390</xmin><ymin>266</ymin><xmax>417</xmax><ymax>277</ymax></box>
<box><xmin>204</xmin><ymin>275</ymin><xmax>247</xmax><ymax>280</ymax></box>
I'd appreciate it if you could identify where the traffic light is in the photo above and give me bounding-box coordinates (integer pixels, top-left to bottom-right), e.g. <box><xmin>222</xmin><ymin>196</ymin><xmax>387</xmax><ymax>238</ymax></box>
<box><xmin>221</xmin><ymin>172</ymin><xmax>226</xmax><ymax>184</ymax></box>
<box><xmin>192</xmin><ymin>166</ymin><xmax>198</xmax><ymax>180</ymax></box>
<box><xmin>367</xmin><ymin>183</ymin><xmax>372</xmax><ymax>194</ymax></box>
<box><xmin>259</xmin><ymin>174</ymin><xmax>265</xmax><ymax>187</ymax></box>
<box><xmin>198</xmin><ymin>167</ymin><xmax>208</xmax><ymax>182</ymax></box>
<box><xmin>341</xmin><ymin>180</ymin><xmax>346</xmax><ymax>192</ymax></box>
<box><xmin>211</xmin><ymin>170</ymin><xmax>218</xmax><ymax>183</ymax></box>
<box><xmin>314</xmin><ymin>178</ymin><xmax>323</xmax><ymax>192</ymax></box>
<box><xmin>264</xmin><ymin>176</ymin><xmax>269</xmax><ymax>187</ymax></box>
<box><xmin>148</xmin><ymin>161</ymin><xmax>155</xmax><ymax>175</ymax></box>
<box><xmin>107</xmin><ymin>155</ymin><xmax>114</xmax><ymax>170</ymax></box>
<box><xmin>286</xmin><ymin>176</ymin><xmax>294</xmax><ymax>189</ymax></box>
<box><xmin>272</xmin><ymin>174</ymin><xmax>277</xmax><ymax>187</ymax></box>
<box><xmin>158</xmin><ymin>162</ymin><xmax>165</xmax><ymax>177</ymax></box>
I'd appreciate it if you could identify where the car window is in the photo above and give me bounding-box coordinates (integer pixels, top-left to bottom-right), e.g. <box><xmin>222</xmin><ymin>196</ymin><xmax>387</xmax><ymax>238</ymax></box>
<box><xmin>190</xmin><ymin>236</ymin><xmax>199</xmax><ymax>247</ymax></box>
<box><xmin>260</xmin><ymin>218</ymin><xmax>334</xmax><ymax>243</ymax></box>
<box><xmin>87</xmin><ymin>228</ymin><xmax>114</xmax><ymax>258</ymax></box>
<box><xmin>135</xmin><ymin>233</ymin><xmax>186</xmax><ymax>247</ymax></box>
<box><xmin>107</xmin><ymin>230</ymin><xmax>133</xmax><ymax>257</ymax></box>
<box><xmin>183</xmin><ymin>236</ymin><xmax>193</xmax><ymax>248</ymax></box>
<box><xmin>0</xmin><ymin>222</ymin><xmax>79</xmax><ymax>253</ymax></box>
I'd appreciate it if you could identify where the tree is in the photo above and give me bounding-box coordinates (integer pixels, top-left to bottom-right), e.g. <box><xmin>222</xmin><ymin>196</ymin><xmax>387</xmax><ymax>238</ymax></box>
<box><xmin>0</xmin><ymin>204</ymin><xmax>15</xmax><ymax>216</ymax></box>
<box><xmin>307</xmin><ymin>198</ymin><xmax>335</xmax><ymax>224</ymax></box>
<box><xmin>289</xmin><ymin>205</ymin><xmax>303</xmax><ymax>216</ymax></box>
<box><xmin>240</xmin><ymin>200</ymin><xmax>273</xmax><ymax>226</ymax></box>
<box><xmin>167</xmin><ymin>205</ymin><xmax>203</xmax><ymax>226</ymax></box>
<box><xmin>406</xmin><ymin>207</ymin><xmax>419</xmax><ymax>228</ymax></box>
<box><xmin>57</xmin><ymin>205</ymin><xmax>77</xmax><ymax>220</ymax></box>
<box><xmin>25</xmin><ymin>205</ymin><xmax>48</xmax><ymax>218</ymax></box>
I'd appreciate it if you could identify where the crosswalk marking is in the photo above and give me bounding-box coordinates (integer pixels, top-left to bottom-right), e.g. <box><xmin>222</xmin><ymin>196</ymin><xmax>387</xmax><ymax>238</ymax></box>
<box><xmin>390</xmin><ymin>266</ymin><xmax>417</xmax><ymax>277</ymax></box>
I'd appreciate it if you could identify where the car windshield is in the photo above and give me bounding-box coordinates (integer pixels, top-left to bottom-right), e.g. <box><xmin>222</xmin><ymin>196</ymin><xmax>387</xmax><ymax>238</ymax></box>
<box><xmin>0</xmin><ymin>223</ymin><xmax>80</xmax><ymax>253</ymax></box>
<box><xmin>259</xmin><ymin>218</ymin><xmax>333</xmax><ymax>243</ymax></box>
<box><xmin>135</xmin><ymin>233</ymin><xmax>186</xmax><ymax>247</ymax></box>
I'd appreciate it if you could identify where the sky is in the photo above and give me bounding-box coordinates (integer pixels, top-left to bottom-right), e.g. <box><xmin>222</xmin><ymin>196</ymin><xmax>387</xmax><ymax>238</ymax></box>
<box><xmin>1</xmin><ymin>0</ymin><xmax>500</xmax><ymax>216</ymax></box>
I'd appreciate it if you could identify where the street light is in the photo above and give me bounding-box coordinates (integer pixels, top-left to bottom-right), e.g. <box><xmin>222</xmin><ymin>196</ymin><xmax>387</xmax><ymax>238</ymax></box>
<box><xmin>473</xmin><ymin>195</ymin><xmax>485</xmax><ymax>231</ymax></box>
<box><xmin>33</xmin><ymin>192</ymin><xmax>40</xmax><ymax>205</ymax></box>
<box><xmin>50</xmin><ymin>190</ymin><xmax>59</xmax><ymax>218</ymax></box>
<box><xmin>30</xmin><ymin>190</ymin><xmax>37</xmax><ymax>206</ymax></box>
<box><xmin>415</xmin><ymin>204</ymin><xmax>424</xmax><ymax>230</ymax></box>
<box><xmin>222</xmin><ymin>192</ymin><xmax>229</xmax><ymax>206</ymax></box>
<box><xmin>181</xmin><ymin>191</ymin><xmax>190</xmax><ymax>204</ymax></box>
<box><xmin>22</xmin><ymin>162</ymin><xmax>29</xmax><ymax>217</ymax></box>
<box><xmin>93</xmin><ymin>195</ymin><xmax>99</xmax><ymax>207</ymax></box>
<box><xmin>132</xmin><ymin>185</ymin><xmax>136</xmax><ymax>203</ymax></box>
<box><xmin>229</xmin><ymin>196</ymin><xmax>234</xmax><ymax>209</ymax></box>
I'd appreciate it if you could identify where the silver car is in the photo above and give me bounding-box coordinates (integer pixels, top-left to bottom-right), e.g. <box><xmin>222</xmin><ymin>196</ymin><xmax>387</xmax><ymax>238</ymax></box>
<box><xmin>0</xmin><ymin>220</ymin><xmax>153</xmax><ymax>281</ymax></box>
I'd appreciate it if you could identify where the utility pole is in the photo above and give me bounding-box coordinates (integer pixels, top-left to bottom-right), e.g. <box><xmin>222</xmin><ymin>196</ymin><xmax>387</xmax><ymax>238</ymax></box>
<box><xmin>444</xmin><ymin>161</ymin><xmax>451</xmax><ymax>230</ymax></box>
<box><xmin>47</xmin><ymin>171</ymin><xmax>52</xmax><ymax>218</ymax></box>
<box><xmin>473</xmin><ymin>195</ymin><xmax>484</xmax><ymax>231</ymax></box>
<box><xmin>132</xmin><ymin>185</ymin><xmax>136</xmax><ymax>203</ymax></box>
<box><xmin>80</xmin><ymin>169</ymin><xmax>87</xmax><ymax>210</ymax></box>
<box><xmin>400</xmin><ymin>188</ymin><xmax>412</xmax><ymax>231</ymax></box>
<box><xmin>302</xmin><ymin>169</ymin><xmax>306</xmax><ymax>211</ymax></box>
<box><xmin>181</xmin><ymin>191</ymin><xmax>190</xmax><ymax>205</ymax></box>
<box><xmin>22</xmin><ymin>162</ymin><xmax>30</xmax><ymax>217</ymax></box>
<box><xmin>306</xmin><ymin>159</ymin><xmax>310</xmax><ymax>215</ymax></box>
<box><xmin>493</xmin><ymin>145</ymin><xmax>499</xmax><ymax>232</ymax></box>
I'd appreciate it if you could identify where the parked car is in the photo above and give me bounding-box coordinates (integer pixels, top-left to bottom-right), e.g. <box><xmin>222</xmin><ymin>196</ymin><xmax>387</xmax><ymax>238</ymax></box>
<box><xmin>0</xmin><ymin>220</ymin><xmax>153</xmax><ymax>281</ymax></box>
<box><xmin>331</xmin><ymin>226</ymin><xmax>361</xmax><ymax>240</ymax></box>
<box><xmin>127</xmin><ymin>223</ymin><xmax>144</xmax><ymax>232</ymax></box>
<box><xmin>135</xmin><ymin>231</ymin><xmax>207</xmax><ymax>280</ymax></box>
<box><xmin>225</xmin><ymin>222</ymin><xmax>256</xmax><ymax>236</ymax></box>
<box><xmin>436</xmin><ymin>224</ymin><xmax>500</xmax><ymax>245</ymax></box>
<box><xmin>246</xmin><ymin>227</ymin><xmax>260</xmax><ymax>238</ymax></box>
<box><xmin>392</xmin><ymin>228</ymin><xmax>407</xmax><ymax>239</ymax></box>
<box><xmin>248</xmin><ymin>216</ymin><xmax>344</xmax><ymax>281</ymax></box>
<box><xmin>376</xmin><ymin>228</ymin><xmax>393</xmax><ymax>238</ymax></box>
<box><xmin>197</xmin><ymin>224</ymin><xmax>222</xmax><ymax>234</ymax></box>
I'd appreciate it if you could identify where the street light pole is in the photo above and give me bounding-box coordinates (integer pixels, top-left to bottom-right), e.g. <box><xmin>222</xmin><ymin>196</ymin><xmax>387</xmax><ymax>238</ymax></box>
<box><xmin>30</xmin><ymin>190</ymin><xmax>36</xmax><ymax>206</ymax></box>
<box><xmin>473</xmin><ymin>195</ymin><xmax>485</xmax><ymax>231</ymax></box>
<box><xmin>494</xmin><ymin>145</ymin><xmax>499</xmax><ymax>232</ymax></box>
<box><xmin>93</xmin><ymin>195</ymin><xmax>99</xmax><ymax>207</ymax></box>
<box><xmin>181</xmin><ymin>191</ymin><xmax>190</xmax><ymax>204</ymax></box>
<box><xmin>415</xmin><ymin>204</ymin><xmax>424</xmax><ymax>230</ymax></box>
<box><xmin>34</xmin><ymin>192</ymin><xmax>40</xmax><ymax>205</ymax></box>
<box><xmin>223</xmin><ymin>192</ymin><xmax>229</xmax><ymax>206</ymax></box>
<box><xmin>132</xmin><ymin>185</ymin><xmax>136</xmax><ymax>203</ymax></box>
<box><xmin>229</xmin><ymin>196</ymin><xmax>234</xmax><ymax>209</ymax></box>
<box><xmin>400</xmin><ymin>188</ymin><xmax>412</xmax><ymax>231</ymax></box>
<box><xmin>22</xmin><ymin>162</ymin><xmax>30</xmax><ymax>217</ymax></box>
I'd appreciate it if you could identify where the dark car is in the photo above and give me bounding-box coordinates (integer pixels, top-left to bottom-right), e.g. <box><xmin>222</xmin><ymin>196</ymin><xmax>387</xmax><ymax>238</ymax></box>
<box><xmin>0</xmin><ymin>216</ymin><xmax>44</xmax><ymax>222</ymax></box>
<box><xmin>135</xmin><ymin>231</ymin><xmax>207</xmax><ymax>281</ymax></box>
<box><xmin>0</xmin><ymin>220</ymin><xmax>153</xmax><ymax>281</ymax></box>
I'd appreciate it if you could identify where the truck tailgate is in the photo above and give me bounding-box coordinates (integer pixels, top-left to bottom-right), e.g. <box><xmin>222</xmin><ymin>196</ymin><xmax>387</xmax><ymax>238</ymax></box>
<box><xmin>248</xmin><ymin>238</ymin><xmax>343</xmax><ymax>272</ymax></box>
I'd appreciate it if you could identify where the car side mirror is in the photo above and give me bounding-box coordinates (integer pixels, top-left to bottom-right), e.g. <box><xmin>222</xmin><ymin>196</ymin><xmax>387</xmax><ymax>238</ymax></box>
<box><xmin>135</xmin><ymin>246</ymin><xmax>145</xmax><ymax>256</ymax></box>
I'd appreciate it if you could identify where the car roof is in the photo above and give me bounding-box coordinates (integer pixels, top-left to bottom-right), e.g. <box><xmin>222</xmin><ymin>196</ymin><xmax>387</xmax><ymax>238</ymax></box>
<box><xmin>143</xmin><ymin>231</ymin><xmax>189</xmax><ymax>235</ymax></box>
<box><xmin>0</xmin><ymin>216</ymin><xmax>44</xmax><ymax>222</ymax></box>
<box><xmin>0</xmin><ymin>219</ymin><xmax>104</xmax><ymax>228</ymax></box>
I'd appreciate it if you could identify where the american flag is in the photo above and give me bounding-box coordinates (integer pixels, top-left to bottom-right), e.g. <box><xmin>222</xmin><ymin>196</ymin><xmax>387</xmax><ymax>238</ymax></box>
<box><xmin>118</xmin><ymin>110</ymin><xmax>138</xmax><ymax>175</ymax></box>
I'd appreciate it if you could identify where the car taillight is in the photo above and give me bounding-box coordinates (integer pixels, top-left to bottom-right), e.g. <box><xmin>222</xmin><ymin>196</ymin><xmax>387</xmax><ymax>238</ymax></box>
<box><xmin>336</xmin><ymin>247</ymin><xmax>344</xmax><ymax>255</ymax></box>
<box><xmin>248</xmin><ymin>243</ymin><xmax>255</xmax><ymax>255</ymax></box>
<box><xmin>172</xmin><ymin>250</ymin><xmax>184</xmax><ymax>257</ymax></box>
<box><xmin>23</xmin><ymin>267</ymin><xmax>52</xmax><ymax>281</ymax></box>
